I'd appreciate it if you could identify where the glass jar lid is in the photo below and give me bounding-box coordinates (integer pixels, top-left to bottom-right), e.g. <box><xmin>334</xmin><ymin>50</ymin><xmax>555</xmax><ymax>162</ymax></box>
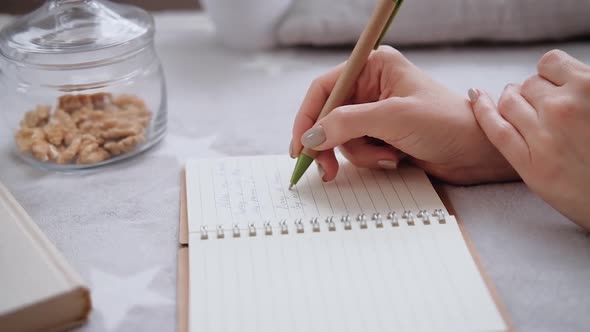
<box><xmin>0</xmin><ymin>0</ymin><xmax>154</xmax><ymax>67</ymax></box>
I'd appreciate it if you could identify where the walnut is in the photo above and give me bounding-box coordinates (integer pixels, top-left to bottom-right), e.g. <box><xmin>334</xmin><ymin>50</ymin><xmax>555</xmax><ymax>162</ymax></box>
<box><xmin>48</xmin><ymin>144</ymin><xmax>60</xmax><ymax>161</ymax></box>
<box><xmin>63</xmin><ymin>131</ymin><xmax>79</xmax><ymax>146</ymax></box>
<box><xmin>79</xmin><ymin>149</ymin><xmax>110</xmax><ymax>164</ymax></box>
<box><xmin>71</xmin><ymin>107</ymin><xmax>93</xmax><ymax>124</ymax></box>
<box><xmin>21</xmin><ymin>105</ymin><xmax>50</xmax><ymax>128</ymax></box>
<box><xmin>56</xmin><ymin>135</ymin><xmax>82</xmax><ymax>164</ymax></box>
<box><xmin>113</xmin><ymin>106</ymin><xmax>152</xmax><ymax>126</ymax></box>
<box><xmin>101</xmin><ymin>124</ymin><xmax>143</xmax><ymax>140</ymax></box>
<box><xmin>44</xmin><ymin>125</ymin><xmax>66</xmax><ymax>146</ymax></box>
<box><xmin>17</xmin><ymin>92</ymin><xmax>151</xmax><ymax>166</ymax></box>
<box><xmin>72</xmin><ymin>108</ymin><xmax>109</xmax><ymax>125</ymax></box>
<box><xmin>53</xmin><ymin>109</ymin><xmax>77</xmax><ymax>130</ymax></box>
<box><xmin>58</xmin><ymin>94</ymin><xmax>93</xmax><ymax>113</ymax></box>
<box><xmin>15</xmin><ymin>128</ymin><xmax>45</xmax><ymax>152</ymax></box>
<box><xmin>90</xmin><ymin>93</ymin><xmax>113</xmax><ymax>110</ymax></box>
<box><xmin>81</xmin><ymin>133</ymin><xmax>103</xmax><ymax>144</ymax></box>
<box><xmin>114</xmin><ymin>94</ymin><xmax>147</xmax><ymax>110</ymax></box>
<box><xmin>78</xmin><ymin>143</ymin><xmax>110</xmax><ymax>164</ymax></box>
<box><xmin>104</xmin><ymin>134</ymin><xmax>145</xmax><ymax>156</ymax></box>
<box><xmin>78</xmin><ymin>134</ymin><xmax>103</xmax><ymax>153</ymax></box>
<box><xmin>44</xmin><ymin>110</ymin><xmax>78</xmax><ymax>145</ymax></box>
<box><xmin>30</xmin><ymin>141</ymin><xmax>57</xmax><ymax>162</ymax></box>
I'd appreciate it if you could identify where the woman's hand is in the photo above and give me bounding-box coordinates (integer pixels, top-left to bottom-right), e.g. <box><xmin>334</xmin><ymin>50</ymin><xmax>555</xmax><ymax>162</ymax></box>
<box><xmin>470</xmin><ymin>50</ymin><xmax>590</xmax><ymax>229</ymax></box>
<box><xmin>290</xmin><ymin>46</ymin><xmax>518</xmax><ymax>185</ymax></box>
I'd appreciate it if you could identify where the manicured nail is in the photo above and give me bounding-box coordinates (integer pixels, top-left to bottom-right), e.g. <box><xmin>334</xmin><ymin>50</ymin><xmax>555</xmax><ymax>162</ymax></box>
<box><xmin>301</xmin><ymin>125</ymin><xmax>326</xmax><ymax>149</ymax></box>
<box><xmin>468</xmin><ymin>88</ymin><xmax>480</xmax><ymax>103</ymax></box>
<box><xmin>316</xmin><ymin>162</ymin><xmax>326</xmax><ymax>181</ymax></box>
<box><xmin>378</xmin><ymin>160</ymin><xmax>398</xmax><ymax>170</ymax></box>
<box><xmin>289</xmin><ymin>142</ymin><xmax>295</xmax><ymax>158</ymax></box>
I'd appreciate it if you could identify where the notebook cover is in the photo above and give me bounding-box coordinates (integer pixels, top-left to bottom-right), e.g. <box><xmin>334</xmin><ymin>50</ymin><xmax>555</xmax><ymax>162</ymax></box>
<box><xmin>0</xmin><ymin>181</ymin><xmax>91</xmax><ymax>331</ymax></box>
<box><xmin>177</xmin><ymin>170</ymin><xmax>512</xmax><ymax>332</ymax></box>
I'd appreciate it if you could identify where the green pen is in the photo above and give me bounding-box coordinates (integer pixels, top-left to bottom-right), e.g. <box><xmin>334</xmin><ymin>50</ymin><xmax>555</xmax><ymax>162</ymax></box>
<box><xmin>289</xmin><ymin>0</ymin><xmax>404</xmax><ymax>189</ymax></box>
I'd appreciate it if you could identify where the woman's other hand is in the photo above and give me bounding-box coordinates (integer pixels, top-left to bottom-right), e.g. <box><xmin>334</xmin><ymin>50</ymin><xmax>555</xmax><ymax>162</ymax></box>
<box><xmin>471</xmin><ymin>50</ymin><xmax>590</xmax><ymax>229</ymax></box>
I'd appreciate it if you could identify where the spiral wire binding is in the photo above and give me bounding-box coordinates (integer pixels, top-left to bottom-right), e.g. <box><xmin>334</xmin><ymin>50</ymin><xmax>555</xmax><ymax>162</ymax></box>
<box><xmin>264</xmin><ymin>221</ymin><xmax>273</xmax><ymax>235</ymax></box>
<box><xmin>199</xmin><ymin>209</ymin><xmax>448</xmax><ymax>240</ymax></box>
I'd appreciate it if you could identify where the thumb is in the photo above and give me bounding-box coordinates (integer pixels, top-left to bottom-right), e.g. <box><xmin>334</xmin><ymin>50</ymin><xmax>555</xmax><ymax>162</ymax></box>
<box><xmin>300</xmin><ymin>98</ymin><xmax>401</xmax><ymax>151</ymax></box>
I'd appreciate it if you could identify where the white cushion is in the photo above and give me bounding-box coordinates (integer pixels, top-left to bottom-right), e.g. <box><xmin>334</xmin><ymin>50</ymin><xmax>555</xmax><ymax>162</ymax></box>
<box><xmin>202</xmin><ymin>0</ymin><xmax>590</xmax><ymax>50</ymax></box>
<box><xmin>278</xmin><ymin>0</ymin><xmax>590</xmax><ymax>46</ymax></box>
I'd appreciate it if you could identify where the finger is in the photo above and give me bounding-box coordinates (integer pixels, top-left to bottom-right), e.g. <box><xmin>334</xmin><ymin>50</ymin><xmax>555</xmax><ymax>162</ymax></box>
<box><xmin>289</xmin><ymin>141</ymin><xmax>296</xmax><ymax>159</ymax></box>
<box><xmin>300</xmin><ymin>98</ymin><xmax>406</xmax><ymax>151</ymax></box>
<box><xmin>339</xmin><ymin>138</ymin><xmax>403</xmax><ymax>170</ymax></box>
<box><xmin>496</xmin><ymin>84</ymin><xmax>539</xmax><ymax>140</ymax></box>
<box><xmin>469</xmin><ymin>88</ymin><xmax>531</xmax><ymax>169</ymax></box>
<box><xmin>537</xmin><ymin>49</ymin><xmax>589</xmax><ymax>86</ymax></box>
<box><xmin>520</xmin><ymin>75</ymin><xmax>559</xmax><ymax>110</ymax></box>
<box><xmin>352</xmin><ymin>45</ymin><xmax>414</xmax><ymax>102</ymax></box>
<box><xmin>315</xmin><ymin>149</ymin><xmax>338</xmax><ymax>182</ymax></box>
<box><xmin>291</xmin><ymin>63</ymin><xmax>346</xmax><ymax>157</ymax></box>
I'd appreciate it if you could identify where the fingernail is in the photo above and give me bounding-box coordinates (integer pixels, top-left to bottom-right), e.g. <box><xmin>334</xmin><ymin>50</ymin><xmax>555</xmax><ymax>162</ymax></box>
<box><xmin>316</xmin><ymin>162</ymin><xmax>326</xmax><ymax>181</ymax></box>
<box><xmin>301</xmin><ymin>125</ymin><xmax>326</xmax><ymax>149</ymax></box>
<box><xmin>289</xmin><ymin>142</ymin><xmax>295</xmax><ymax>158</ymax></box>
<box><xmin>468</xmin><ymin>88</ymin><xmax>480</xmax><ymax>103</ymax></box>
<box><xmin>378</xmin><ymin>160</ymin><xmax>398</xmax><ymax>170</ymax></box>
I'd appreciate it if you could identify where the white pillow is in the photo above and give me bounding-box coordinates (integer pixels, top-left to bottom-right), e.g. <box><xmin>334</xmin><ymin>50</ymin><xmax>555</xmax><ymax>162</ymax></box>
<box><xmin>202</xmin><ymin>0</ymin><xmax>590</xmax><ymax>50</ymax></box>
<box><xmin>278</xmin><ymin>0</ymin><xmax>590</xmax><ymax>46</ymax></box>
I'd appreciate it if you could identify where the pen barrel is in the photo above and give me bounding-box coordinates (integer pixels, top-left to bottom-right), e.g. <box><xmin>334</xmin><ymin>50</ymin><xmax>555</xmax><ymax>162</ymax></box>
<box><xmin>313</xmin><ymin>0</ymin><xmax>397</xmax><ymax>127</ymax></box>
<box><xmin>301</xmin><ymin>147</ymin><xmax>319</xmax><ymax>159</ymax></box>
<box><xmin>294</xmin><ymin>0</ymin><xmax>399</xmax><ymax>186</ymax></box>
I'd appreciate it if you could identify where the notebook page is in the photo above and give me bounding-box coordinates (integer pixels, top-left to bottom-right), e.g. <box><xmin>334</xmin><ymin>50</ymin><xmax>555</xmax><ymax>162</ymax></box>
<box><xmin>185</xmin><ymin>155</ymin><xmax>446</xmax><ymax>233</ymax></box>
<box><xmin>188</xmin><ymin>215</ymin><xmax>507</xmax><ymax>332</ymax></box>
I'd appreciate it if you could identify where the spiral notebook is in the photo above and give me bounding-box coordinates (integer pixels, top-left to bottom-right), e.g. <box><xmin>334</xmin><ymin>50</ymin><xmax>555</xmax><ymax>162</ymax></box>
<box><xmin>181</xmin><ymin>155</ymin><xmax>509</xmax><ymax>332</ymax></box>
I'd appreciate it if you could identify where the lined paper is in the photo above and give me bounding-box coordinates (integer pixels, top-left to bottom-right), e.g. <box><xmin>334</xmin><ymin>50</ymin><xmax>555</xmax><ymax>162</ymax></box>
<box><xmin>185</xmin><ymin>155</ymin><xmax>507</xmax><ymax>332</ymax></box>
<box><xmin>185</xmin><ymin>155</ymin><xmax>446</xmax><ymax>232</ymax></box>
<box><xmin>188</xmin><ymin>216</ymin><xmax>507</xmax><ymax>332</ymax></box>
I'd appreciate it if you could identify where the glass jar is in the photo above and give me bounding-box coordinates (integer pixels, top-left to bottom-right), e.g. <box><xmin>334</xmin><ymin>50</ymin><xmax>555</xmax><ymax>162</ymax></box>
<box><xmin>0</xmin><ymin>0</ymin><xmax>167</xmax><ymax>171</ymax></box>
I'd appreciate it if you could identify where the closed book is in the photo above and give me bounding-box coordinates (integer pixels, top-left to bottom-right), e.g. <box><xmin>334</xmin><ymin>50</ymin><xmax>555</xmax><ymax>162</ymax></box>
<box><xmin>0</xmin><ymin>181</ymin><xmax>91</xmax><ymax>332</ymax></box>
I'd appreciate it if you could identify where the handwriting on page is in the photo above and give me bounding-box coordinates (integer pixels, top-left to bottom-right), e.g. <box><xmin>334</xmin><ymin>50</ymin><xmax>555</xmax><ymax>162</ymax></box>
<box><xmin>186</xmin><ymin>155</ymin><xmax>442</xmax><ymax>229</ymax></box>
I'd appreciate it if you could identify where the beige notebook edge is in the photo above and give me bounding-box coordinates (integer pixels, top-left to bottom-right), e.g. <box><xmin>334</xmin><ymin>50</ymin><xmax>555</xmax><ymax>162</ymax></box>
<box><xmin>177</xmin><ymin>168</ymin><xmax>189</xmax><ymax>332</ymax></box>
<box><xmin>434</xmin><ymin>184</ymin><xmax>514</xmax><ymax>331</ymax></box>
<box><xmin>177</xmin><ymin>168</ymin><xmax>512</xmax><ymax>332</ymax></box>
<box><xmin>2</xmin><ymin>288</ymin><xmax>90</xmax><ymax>332</ymax></box>
<box><xmin>0</xmin><ymin>182</ymin><xmax>91</xmax><ymax>331</ymax></box>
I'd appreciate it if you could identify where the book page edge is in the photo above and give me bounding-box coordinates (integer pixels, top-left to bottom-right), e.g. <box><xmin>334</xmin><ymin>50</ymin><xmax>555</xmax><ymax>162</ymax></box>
<box><xmin>0</xmin><ymin>182</ymin><xmax>88</xmax><ymax>289</ymax></box>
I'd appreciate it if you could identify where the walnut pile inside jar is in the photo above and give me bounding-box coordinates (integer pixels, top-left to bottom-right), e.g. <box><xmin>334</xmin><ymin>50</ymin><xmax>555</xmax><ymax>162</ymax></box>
<box><xmin>15</xmin><ymin>93</ymin><xmax>152</xmax><ymax>165</ymax></box>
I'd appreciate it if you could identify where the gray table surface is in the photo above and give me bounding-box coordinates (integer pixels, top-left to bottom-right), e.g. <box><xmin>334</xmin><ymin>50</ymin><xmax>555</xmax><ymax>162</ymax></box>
<box><xmin>0</xmin><ymin>12</ymin><xmax>589</xmax><ymax>332</ymax></box>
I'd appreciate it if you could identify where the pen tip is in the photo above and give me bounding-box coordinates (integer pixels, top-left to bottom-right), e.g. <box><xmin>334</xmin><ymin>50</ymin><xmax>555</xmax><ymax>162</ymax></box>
<box><xmin>288</xmin><ymin>184</ymin><xmax>294</xmax><ymax>190</ymax></box>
